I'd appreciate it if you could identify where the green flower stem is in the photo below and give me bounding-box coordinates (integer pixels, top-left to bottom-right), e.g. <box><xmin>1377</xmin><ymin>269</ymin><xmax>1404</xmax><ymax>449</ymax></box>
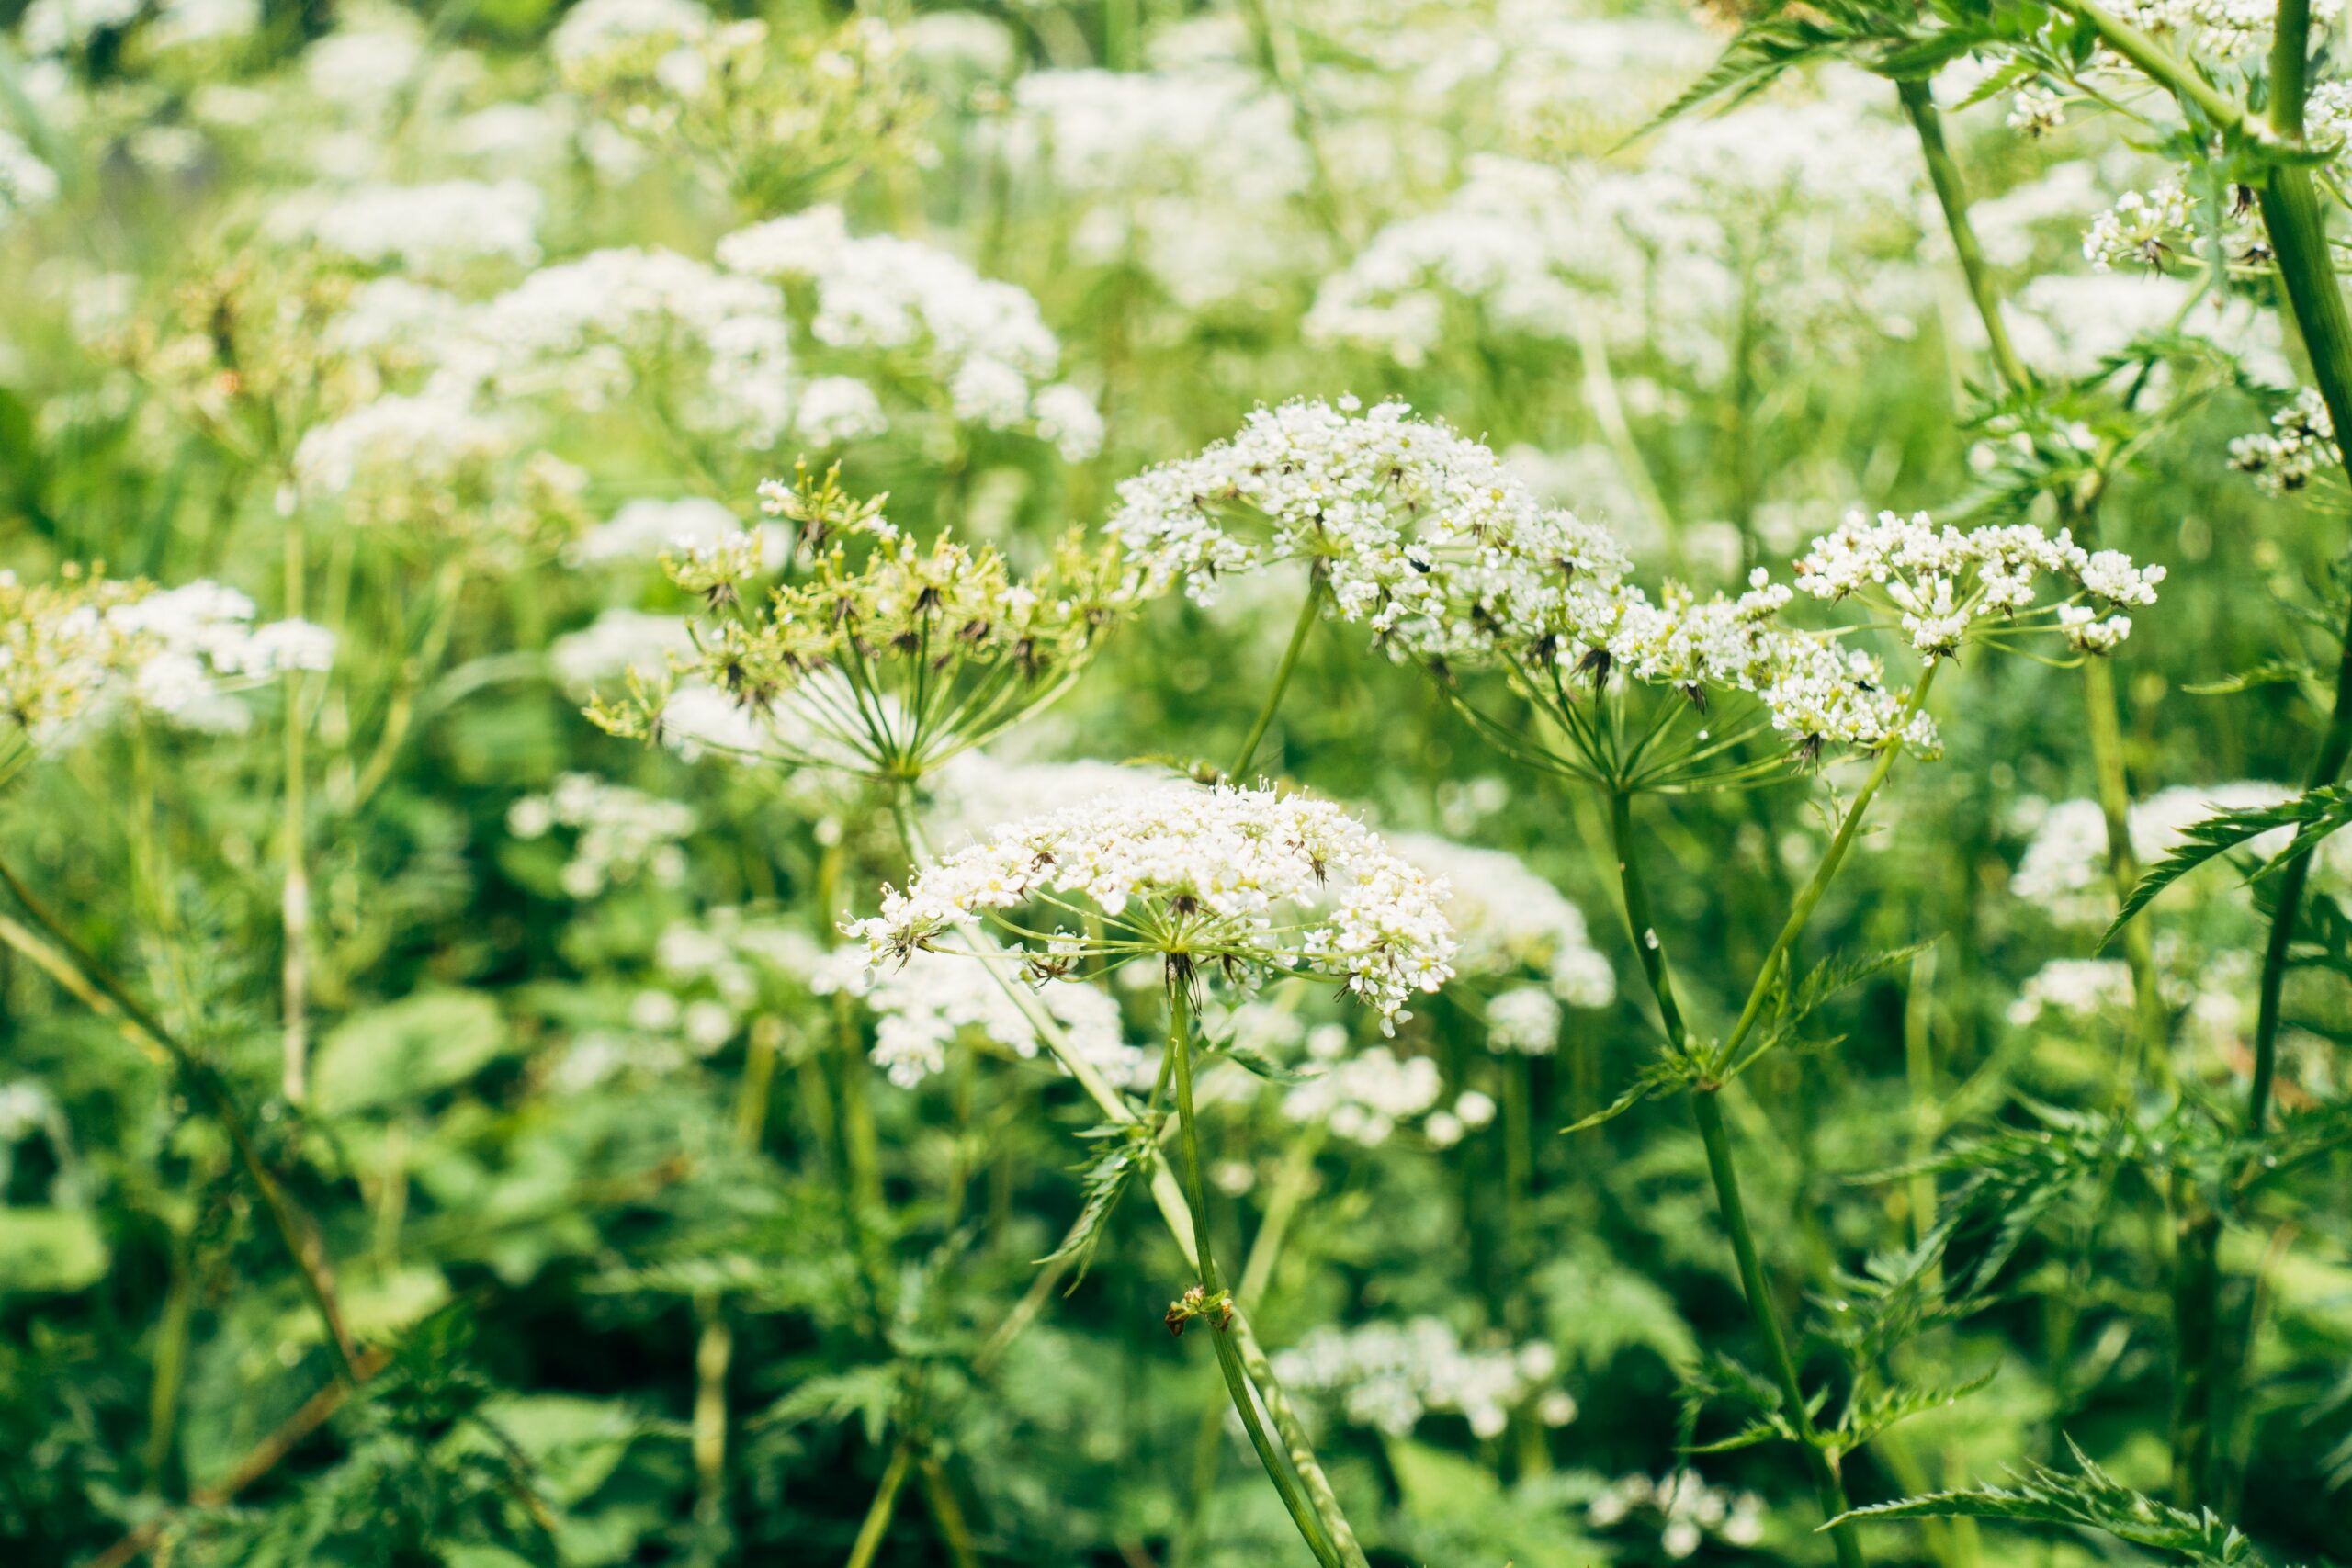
<box><xmin>1605</xmin><ymin>788</ymin><xmax>1689</xmax><ymax>1048</ymax></box>
<box><xmin>281</xmin><ymin>519</ymin><xmax>311</xmax><ymax>1105</ymax></box>
<box><xmin>1230</xmin><ymin>578</ymin><xmax>1324</xmax><ymax>781</ymax></box>
<box><xmin>1896</xmin><ymin>77</ymin><xmax>2028</xmax><ymax>393</ymax></box>
<box><xmin>0</xmin><ymin>852</ymin><xmax>364</xmax><ymax>1386</ymax></box>
<box><xmin>888</xmin><ymin>799</ymin><xmax>1369</xmax><ymax>1568</ymax></box>
<box><xmin>845</xmin><ymin>1438</ymin><xmax>914</xmax><ymax>1568</ymax></box>
<box><xmin>1169</xmin><ymin>978</ymin><xmax>1344</xmax><ymax>1568</ymax></box>
<box><xmin>2046</xmin><ymin>0</ymin><xmax>2245</xmax><ymax>129</ymax></box>
<box><xmin>1716</xmin><ymin>671</ymin><xmax>1939</xmax><ymax>1072</ymax></box>
<box><xmin>1691</xmin><ymin>1090</ymin><xmax>1868</xmax><ymax>1568</ymax></box>
<box><xmin>1896</xmin><ymin>70</ymin><xmax>2169</xmax><ymax>1092</ymax></box>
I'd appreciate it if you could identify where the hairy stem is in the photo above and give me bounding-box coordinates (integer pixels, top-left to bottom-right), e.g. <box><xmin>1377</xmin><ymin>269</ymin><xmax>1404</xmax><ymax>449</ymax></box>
<box><xmin>1691</xmin><ymin>1091</ymin><xmax>1867</xmax><ymax>1568</ymax></box>
<box><xmin>1896</xmin><ymin>77</ymin><xmax>2028</xmax><ymax>392</ymax></box>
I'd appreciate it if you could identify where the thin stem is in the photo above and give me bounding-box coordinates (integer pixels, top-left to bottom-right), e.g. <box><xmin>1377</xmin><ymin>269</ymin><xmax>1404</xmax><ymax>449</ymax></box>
<box><xmin>282</xmin><ymin>519</ymin><xmax>311</xmax><ymax>1105</ymax></box>
<box><xmin>1897</xmin><ymin>77</ymin><xmax>2029</xmax><ymax>393</ymax></box>
<box><xmin>693</xmin><ymin>1292</ymin><xmax>732</xmax><ymax>1534</ymax></box>
<box><xmin>2045</xmin><ymin>0</ymin><xmax>2246</xmax><ymax>129</ymax></box>
<box><xmin>2081</xmin><ymin>657</ymin><xmax>2173</xmax><ymax>1094</ymax></box>
<box><xmin>845</xmin><ymin>1440</ymin><xmax>914</xmax><ymax>1568</ymax></box>
<box><xmin>889</xmin><ymin>798</ymin><xmax>1368</xmax><ymax>1568</ymax></box>
<box><xmin>1717</xmin><ymin>671</ymin><xmax>1939</xmax><ymax>1072</ymax></box>
<box><xmin>916</xmin><ymin>1458</ymin><xmax>983</xmax><ymax>1568</ymax></box>
<box><xmin>1230</xmin><ymin>581</ymin><xmax>1322</xmax><ymax>781</ymax></box>
<box><xmin>1690</xmin><ymin>1091</ymin><xmax>1867</xmax><ymax>1568</ymax></box>
<box><xmin>1168</xmin><ymin>977</ymin><xmax>1343</xmax><ymax>1568</ymax></box>
<box><xmin>0</xmin><ymin>853</ymin><xmax>362</xmax><ymax>1385</ymax></box>
<box><xmin>1606</xmin><ymin>789</ymin><xmax>1689</xmax><ymax>1047</ymax></box>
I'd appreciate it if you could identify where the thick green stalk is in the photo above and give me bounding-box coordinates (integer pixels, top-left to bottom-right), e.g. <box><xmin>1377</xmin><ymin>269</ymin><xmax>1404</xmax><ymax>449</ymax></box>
<box><xmin>1169</xmin><ymin>980</ymin><xmax>1343</xmax><ymax>1568</ymax></box>
<box><xmin>0</xmin><ymin>855</ymin><xmax>362</xmax><ymax>1385</ymax></box>
<box><xmin>1230</xmin><ymin>581</ymin><xmax>1323</xmax><ymax>781</ymax></box>
<box><xmin>1692</xmin><ymin>1092</ymin><xmax>1866</xmax><ymax>1568</ymax></box>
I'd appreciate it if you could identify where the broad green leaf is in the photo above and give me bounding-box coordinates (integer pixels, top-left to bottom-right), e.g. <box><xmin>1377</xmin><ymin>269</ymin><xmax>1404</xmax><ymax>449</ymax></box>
<box><xmin>312</xmin><ymin>989</ymin><xmax>510</xmax><ymax>1114</ymax></box>
<box><xmin>1385</xmin><ymin>1436</ymin><xmax>1503</xmax><ymax>1524</ymax></box>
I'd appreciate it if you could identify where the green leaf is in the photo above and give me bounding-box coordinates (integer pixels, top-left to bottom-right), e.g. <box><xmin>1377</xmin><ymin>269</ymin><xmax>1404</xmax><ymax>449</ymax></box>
<box><xmin>1564</xmin><ymin>1050</ymin><xmax>1700</xmax><ymax>1133</ymax></box>
<box><xmin>1215</xmin><ymin>1037</ymin><xmax>1318</xmax><ymax>1085</ymax></box>
<box><xmin>0</xmin><ymin>1208</ymin><xmax>108</xmax><ymax>1293</ymax></box>
<box><xmin>1385</xmin><ymin>1435</ymin><xmax>1505</xmax><ymax>1524</ymax></box>
<box><xmin>1728</xmin><ymin>939</ymin><xmax>1937</xmax><ymax>1077</ymax></box>
<box><xmin>1839</xmin><ymin>1367</ymin><xmax>1999</xmax><ymax>1446</ymax></box>
<box><xmin>312</xmin><ymin>989</ymin><xmax>511</xmax><ymax>1114</ymax></box>
<box><xmin>1036</xmin><ymin>1119</ymin><xmax>1160</xmax><ymax>1287</ymax></box>
<box><xmin>2182</xmin><ymin>658</ymin><xmax>2319</xmax><ymax>695</ymax></box>
<box><xmin>2103</xmin><ymin>786</ymin><xmax>2352</xmax><ymax>946</ymax></box>
<box><xmin>1831</xmin><ymin>1436</ymin><xmax>2253</xmax><ymax>1561</ymax></box>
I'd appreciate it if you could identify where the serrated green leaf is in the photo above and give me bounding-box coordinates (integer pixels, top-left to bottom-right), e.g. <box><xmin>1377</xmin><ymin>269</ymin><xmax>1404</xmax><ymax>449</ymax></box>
<box><xmin>2182</xmin><ymin>658</ymin><xmax>2319</xmax><ymax>695</ymax></box>
<box><xmin>1830</xmin><ymin>1436</ymin><xmax>2253</xmax><ymax>1561</ymax></box>
<box><xmin>1564</xmin><ymin>1051</ymin><xmax>1700</xmax><ymax>1133</ymax></box>
<box><xmin>2104</xmin><ymin>786</ymin><xmax>2352</xmax><ymax>946</ymax></box>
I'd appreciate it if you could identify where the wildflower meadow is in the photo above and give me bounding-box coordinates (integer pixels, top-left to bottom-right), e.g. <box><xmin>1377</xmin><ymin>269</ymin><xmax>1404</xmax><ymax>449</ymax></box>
<box><xmin>4</xmin><ymin>0</ymin><xmax>2352</xmax><ymax>1563</ymax></box>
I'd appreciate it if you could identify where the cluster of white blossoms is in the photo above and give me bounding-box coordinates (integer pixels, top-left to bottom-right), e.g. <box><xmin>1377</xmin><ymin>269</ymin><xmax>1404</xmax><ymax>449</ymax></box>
<box><xmin>716</xmin><ymin>206</ymin><xmax>1101</xmax><ymax>457</ymax></box>
<box><xmin>273</xmin><ymin>180</ymin><xmax>546</xmax><ymax>273</ymax></box>
<box><xmin>1793</xmin><ymin>510</ymin><xmax>2165</xmax><ymax>659</ymax></box>
<box><xmin>435</xmin><ymin>248</ymin><xmax>797</xmax><ymax>446</ymax></box>
<box><xmin>507</xmin><ymin>773</ymin><xmax>695</xmax><ymax>899</ymax></box>
<box><xmin>1278</xmin><ymin>1032</ymin><xmax>1496</xmax><ymax>1148</ymax></box>
<box><xmin>0</xmin><ymin>571</ymin><xmax>330</xmax><ymax>753</ymax></box>
<box><xmin>1108</xmin><ymin>397</ymin><xmax>1629</xmax><ymax>650</ymax></box>
<box><xmin>2081</xmin><ymin>181</ymin><xmax>2199</xmax><ymax>274</ymax></box>
<box><xmin>548</xmin><ymin>0</ymin><xmax>707</xmax><ymax>70</ymax></box>
<box><xmin>812</xmin><ymin>942</ymin><xmax>1143</xmax><ymax>1089</ymax></box>
<box><xmin>548</xmin><ymin>608</ymin><xmax>695</xmax><ymax>691</ymax></box>
<box><xmin>0</xmin><ymin>130</ymin><xmax>59</xmax><ymax>231</ymax></box>
<box><xmin>2229</xmin><ymin>389</ymin><xmax>2338</xmax><ymax>495</ymax></box>
<box><xmin>1589</xmin><ymin>1470</ymin><xmax>1767</xmax><ymax>1559</ymax></box>
<box><xmin>852</xmin><ymin>784</ymin><xmax>1458</xmax><ymax>1029</ymax></box>
<box><xmin>290</xmin><ymin>393</ymin><xmax>526</xmax><ymax>529</ymax></box>
<box><xmin>565</xmin><ymin>496</ymin><xmax>787</xmax><ymax>570</ymax></box>
<box><xmin>925</xmin><ymin>754</ymin><xmax>1165</xmax><ymax>852</ymax></box>
<box><xmin>992</xmin><ymin>66</ymin><xmax>1312</xmax><ymax>310</ymax></box>
<box><xmin>1272</xmin><ymin>1319</ymin><xmax>1573</xmax><ymax>1439</ymax></box>
<box><xmin>106</xmin><ymin>581</ymin><xmax>334</xmax><ymax>734</ymax></box>
<box><xmin>1484</xmin><ymin>986</ymin><xmax>1563</xmax><ymax>1055</ymax></box>
<box><xmin>2112</xmin><ymin>0</ymin><xmax>2330</xmax><ymax>61</ymax></box>
<box><xmin>1387</xmin><ymin>831</ymin><xmax>1615</xmax><ymax>1008</ymax></box>
<box><xmin>1304</xmin><ymin>155</ymin><xmax>1604</xmax><ymax>367</ymax></box>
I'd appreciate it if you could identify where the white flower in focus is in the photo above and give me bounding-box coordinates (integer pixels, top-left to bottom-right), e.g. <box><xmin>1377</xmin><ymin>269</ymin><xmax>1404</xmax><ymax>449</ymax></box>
<box><xmin>853</xmin><ymin>784</ymin><xmax>1457</xmax><ymax>1029</ymax></box>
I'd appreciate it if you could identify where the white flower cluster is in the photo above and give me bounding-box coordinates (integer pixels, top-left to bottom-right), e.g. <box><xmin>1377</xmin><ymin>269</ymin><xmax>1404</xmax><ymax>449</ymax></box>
<box><xmin>717</xmin><ymin>206</ymin><xmax>1098</xmax><ymax>455</ymax></box>
<box><xmin>1108</xmin><ymin>397</ymin><xmax>1628</xmax><ymax>656</ymax></box>
<box><xmin>994</xmin><ymin>67</ymin><xmax>1312</xmax><ymax>310</ymax></box>
<box><xmin>291</xmin><ymin>393</ymin><xmax>522</xmax><ymax>527</ymax></box>
<box><xmin>1279</xmin><ymin>1032</ymin><xmax>1495</xmax><ymax>1147</ymax></box>
<box><xmin>567</xmin><ymin>496</ymin><xmax>785</xmax><ymax>569</ymax></box>
<box><xmin>926</xmin><ymin>753</ymin><xmax>1165</xmax><ymax>852</ymax></box>
<box><xmin>2230</xmin><ymin>389</ymin><xmax>2337</xmax><ymax>495</ymax></box>
<box><xmin>276</xmin><ymin>180</ymin><xmax>546</xmax><ymax>273</ymax></box>
<box><xmin>1305</xmin><ymin>156</ymin><xmax>1603</xmax><ymax>367</ymax></box>
<box><xmin>507</xmin><ymin>773</ymin><xmax>695</xmax><ymax>898</ymax></box>
<box><xmin>2114</xmin><ymin>0</ymin><xmax>2325</xmax><ymax>60</ymax></box>
<box><xmin>549</xmin><ymin>608</ymin><xmax>695</xmax><ymax>691</ymax></box>
<box><xmin>1388</xmin><ymin>831</ymin><xmax>1615</xmax><ymax>1008</ymax></box>
<box><xmin>852</xmin><ymin>784</ymin><xmax>1458</xmax><ymax>1028</ymax></box>
<box><xmin>440</xmin><ymin>248</ymin><xmax>797</xmax><ymax>446</ymax></box>
<box><xmin>1484</xmin><ymin>986</ymin><xmax>1563</xmax><ymax>1055</ymax></box>
<box><xmin>1272</xmin><ymin>1318</ymin><xmax>1572</xmax><ymax>1439</ymax></box>
<box><xmin>107</xmin><ymin>581</ymin><xmax>334</xmax><ymax>734</ymax></box>
<box><xmin>2083</xmin><ymin>182</ymin><xmax>2196</xmax><ymax>274</ymax></box>
<box><xmin>0</xmin><ymin>130</ymin><xmax>59</xmax><ymax>230</ymax></box>
<box><xmin>1589</xmin><ymin>1471</ymin><xmax>1766</xmax><ymax>1559</ymax></box>
<box><xmin>550</xmin><ymin>0</ymin><xmax>707</xmax><ymax>67</ymax></box>
<box><xmin>2007</xmin><ymin>85</ymin><xmax>2067</xmax><ymax>137</ymax></box>
<box><xmin>1114</xmin><ymin>400</ymin><xmax>1954</xmax><ymax>758</ymax></box>
<box><xmin>1794</xmin><ymin>510</ymin><xmax>2165</xmax><ymax>659</ymax></box>
<box><xmin>814</xmin><ymin>943</ymin><xmax>1142</xmax><ymax>1089</ymax></box>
